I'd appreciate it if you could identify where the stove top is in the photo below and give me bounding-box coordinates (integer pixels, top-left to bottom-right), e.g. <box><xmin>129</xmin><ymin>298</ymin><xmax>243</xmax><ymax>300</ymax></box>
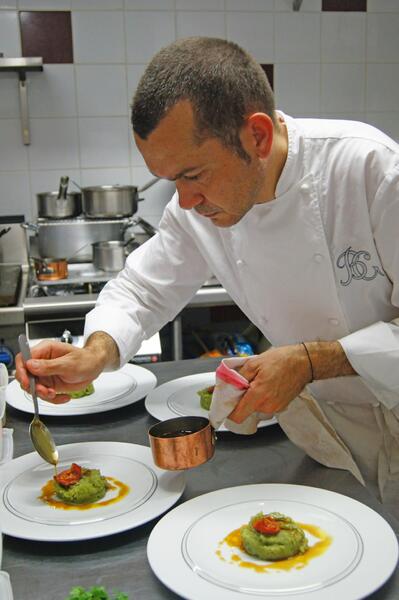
<box><xmin>28</xmin><ymin>263</ymin><xmax>220</xmax><ymax>298</ymax></box>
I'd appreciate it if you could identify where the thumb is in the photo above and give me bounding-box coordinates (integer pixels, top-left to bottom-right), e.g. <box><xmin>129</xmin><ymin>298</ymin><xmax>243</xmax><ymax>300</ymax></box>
<box><xmin>228</xmin><ymin>389</ymin><xmax>257</xmax><ymax>424</ymax></box>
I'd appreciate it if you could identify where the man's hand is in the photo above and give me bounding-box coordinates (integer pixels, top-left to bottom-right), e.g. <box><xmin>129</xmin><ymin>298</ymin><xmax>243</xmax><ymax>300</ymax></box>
<box><xmin>228</xmin><ymin>345</ymin><xmax>311</xmax><ymax>423</ymax></box>
<box><xmin>228</xmin><ymin>340</ymin><xmax>356</xmax><ymax>424</ymax></box>
<box><xmin>15</xmin><ymin>332</ymin><xmax>120</xmax><ymax>404</ymax></box>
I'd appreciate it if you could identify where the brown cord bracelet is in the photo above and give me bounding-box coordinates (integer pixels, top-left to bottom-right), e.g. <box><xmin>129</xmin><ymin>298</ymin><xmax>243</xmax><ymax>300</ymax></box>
<box><xmin>301</xmin><ymin>342</ymin><xmax>314</xmax><ymax>383</ymax></box>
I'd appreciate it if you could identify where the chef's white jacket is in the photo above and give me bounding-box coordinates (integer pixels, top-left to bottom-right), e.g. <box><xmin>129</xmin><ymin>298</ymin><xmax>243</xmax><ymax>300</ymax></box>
<box><xmin>85</xmin><ymin>113</ymin><xmax>399</xmax><ymax>513</ymax></box>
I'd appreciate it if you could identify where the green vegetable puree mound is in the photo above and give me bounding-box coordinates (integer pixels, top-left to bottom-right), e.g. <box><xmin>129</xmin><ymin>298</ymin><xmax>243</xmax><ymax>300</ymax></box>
<box><xmin>70</xmin><ymin>383</ymin><xmax>95</xmax><ymax>399</ymax></box>
<box><xmin>197</xmin><ymin>386</ymin><xmax>214</xmax><ymax>411</ymax></box>
<box><xmin>54</xmin><ymin>468</ymin><xmax>108</xmax><ymax>504</ymax></box>
<box><xmin>241</xmin><ymin>512</ymin><xmax>308</xmax><ymax>561</ymax></box>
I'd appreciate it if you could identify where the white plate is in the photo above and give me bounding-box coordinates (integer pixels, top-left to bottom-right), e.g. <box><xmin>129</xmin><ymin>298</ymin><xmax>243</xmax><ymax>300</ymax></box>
<box><xmin>145</xmin><ymin>373</ymin><xmax>277</xmax><ymax>432</ymax></box>
<box><xmin>147</xmin><ymin>483</ymin><xmax>398</xmax><ymax>600</ymax></box>
<box><xmin>6</xmin><ymin>364</ymin><xmax>157</xmax><ymax>416</ymax></box>
<box><xmin>0</xmin><ymin>441</ymin><xmax>185</xmax><ymax>542</ymax></box>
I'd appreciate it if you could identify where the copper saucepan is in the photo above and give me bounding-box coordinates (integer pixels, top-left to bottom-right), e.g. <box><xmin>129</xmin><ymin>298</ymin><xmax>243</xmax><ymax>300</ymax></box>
<box><xmin>148</xmin><ymin>416</ymin><xmax>216</xmax><ymax>470</ymax></box>
<box><xmin>33</xmin><ymin>257</ymin><xmax>68</xmax><ymax>281</ymax></box>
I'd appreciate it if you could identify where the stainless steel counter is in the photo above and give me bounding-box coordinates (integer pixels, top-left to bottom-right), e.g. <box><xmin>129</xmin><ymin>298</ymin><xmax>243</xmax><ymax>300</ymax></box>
<box><xmin>23</xmin><ymin>284</ymin><xmax>234</xmax><ymax>320</ymax></box>
<box><xmin>3</xmin><ymin>358</ymin><xmax>399</xmax><ymax>600</ymax></box>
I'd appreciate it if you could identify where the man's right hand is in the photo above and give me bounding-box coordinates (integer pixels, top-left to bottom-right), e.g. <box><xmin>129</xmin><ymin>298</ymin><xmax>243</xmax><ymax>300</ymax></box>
<box><xmin>15</xmin><ymin>332</ymin><xmax>120</xmax><ymax>404</ymax></box>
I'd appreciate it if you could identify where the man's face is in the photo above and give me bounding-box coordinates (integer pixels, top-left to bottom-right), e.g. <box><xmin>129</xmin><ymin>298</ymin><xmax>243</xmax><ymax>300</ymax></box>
<box><xmin>134</xmin><ymin>101</ymin><xmax>270</xmax><ymax>228</ymax></box>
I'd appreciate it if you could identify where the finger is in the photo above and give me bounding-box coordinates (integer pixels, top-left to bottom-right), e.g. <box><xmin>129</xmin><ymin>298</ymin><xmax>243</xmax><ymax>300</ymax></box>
<box><xmin>228</xmin><ymin>389</ymin><xmax>258</xmax><ymax>424</ymax></box>
<box><xmin>31</xmin><ymin>382</ymin><xmax>57</xmax><ymax>402</ymax></box>
<box><xmin>26</xmin><ymin>356</ymin><xmax>72</xmax><ymax>378</ymax></box>
<box><xmin>237</xmin><ymin>360</ymin><xmax>258</xmax><ymax>383</ymax></box>
<box><xmin>30</xmin><ymin>340</ymin><xmax>75</xmax><ymax>360</ymax></box>
<box><xmin>43</xmin><ymin>394</ymin><xmax>71</xmax><ymax>405</ymax></box>
<box><xmin>15</xmin><ymin>353</ymin><xmax>31</xmax><ymax>390</ymax></box>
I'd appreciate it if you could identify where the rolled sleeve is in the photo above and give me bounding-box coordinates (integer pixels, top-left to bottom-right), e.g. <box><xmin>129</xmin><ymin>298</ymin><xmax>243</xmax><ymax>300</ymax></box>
<box><xmin>84</xmin><ymin>304</ymin><xmax>143</xmax><ymax>368</ymax></box>
<box><xmin>339</xmin><ymin>321</ymin><xmax>399</xmax><ymax>409</ymax></box>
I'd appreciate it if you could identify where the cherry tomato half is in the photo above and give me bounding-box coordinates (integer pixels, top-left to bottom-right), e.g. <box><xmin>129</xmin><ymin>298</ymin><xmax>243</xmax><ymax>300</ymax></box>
<box><xmin>54</xmin><ymin>462</ymin><xmax>82</xmax><ymax>487</ymax></box>
<box><xmin>253</xmin><ymin>516</ymin><xmax>281</xmax><ymax>535</ymax></box>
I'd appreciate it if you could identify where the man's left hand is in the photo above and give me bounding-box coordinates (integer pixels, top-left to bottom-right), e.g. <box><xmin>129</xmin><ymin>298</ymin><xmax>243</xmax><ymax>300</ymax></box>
<box><xmin>228</xmin><ymin>344</ymin><xmax>311</xmax><ymax>423</ymax></box>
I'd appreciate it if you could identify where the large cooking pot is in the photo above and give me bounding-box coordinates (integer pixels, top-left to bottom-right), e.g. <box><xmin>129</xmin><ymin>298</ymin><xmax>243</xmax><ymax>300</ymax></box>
<box><xmin>92</xmin><ymin>239</ymin><xmax>137</xmax><ymax>272</ymax></box>
<box><xmin>82</xmin><ymin>185</ymin><xmax>138</xmax><ymax>219</ymax></box>
<box><xmin>81</xmin><ymin>177</ymin><xmax>160</xmax><ymax>219</ymax></box>
<box><xmin>37</xmin><ymin>191</ymin><xmax>82</xmax><ymax>219</ymax></box>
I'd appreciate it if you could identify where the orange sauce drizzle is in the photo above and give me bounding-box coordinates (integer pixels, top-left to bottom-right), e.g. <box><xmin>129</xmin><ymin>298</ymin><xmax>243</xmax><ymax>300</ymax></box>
<box><xmin>39</xmin><ymin>476</ymin><xmax>130</xmax><ymax>510</ymax></box>
<box><xmin>216</xmin><ymin>522</ymin><xmax>332</xmax><ymax>573</ymax></box>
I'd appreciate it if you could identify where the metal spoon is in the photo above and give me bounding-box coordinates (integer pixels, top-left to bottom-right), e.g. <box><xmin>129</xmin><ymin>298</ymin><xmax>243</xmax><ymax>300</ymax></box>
<box><xmin>18</xmin><ymin>334</ymin><xmax>59</xmax><ymax>467</ymax></box>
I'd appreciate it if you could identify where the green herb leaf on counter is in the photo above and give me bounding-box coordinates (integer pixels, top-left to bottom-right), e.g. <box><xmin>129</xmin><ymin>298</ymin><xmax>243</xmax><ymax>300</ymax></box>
<box><xmin>65</xmin><ymin>586</ymin><xmax>129</xmax><ymax>600</ymax></box>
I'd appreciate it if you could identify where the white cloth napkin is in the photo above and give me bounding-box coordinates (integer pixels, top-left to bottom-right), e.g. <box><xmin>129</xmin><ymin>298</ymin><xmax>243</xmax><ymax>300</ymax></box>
<box><xmin>209</xmin><ymin>356</ymin><xmax>273</xmax><ymax>434</ymax></box>
<box><xmin>0</xmin><ymin>571</ymin><xmax>13</xmax><ymax>600</ymax></box>
<box><xmin>208</xmin><ymin>357</ymin><xmax>365</xmax><ymax>486</ymax></box>
<box><xmin>0</xmin><ymin>429</ymin><xmax>14</xmax><ymax>466</ymax></box>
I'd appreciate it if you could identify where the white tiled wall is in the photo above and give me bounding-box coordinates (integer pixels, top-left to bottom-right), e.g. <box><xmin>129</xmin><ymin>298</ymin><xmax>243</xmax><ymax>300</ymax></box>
<box><xmin>1</xmin><ymin>0</ymin><xmax>398</xmax><ymax>222</ymax></box>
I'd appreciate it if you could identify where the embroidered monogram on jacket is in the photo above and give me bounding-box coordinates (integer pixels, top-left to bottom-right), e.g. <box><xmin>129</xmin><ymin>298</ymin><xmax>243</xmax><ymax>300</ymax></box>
<box><xmin>337</xmin><ymin>246</ymin><xmax>385</xmax><ymax>286</ymax></box>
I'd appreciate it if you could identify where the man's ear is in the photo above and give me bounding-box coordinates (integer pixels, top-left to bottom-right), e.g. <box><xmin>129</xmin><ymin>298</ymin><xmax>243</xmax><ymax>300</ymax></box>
<box><xmin>245</xmin><ymin>113</ymin><xmax>274</xmax><ymax>158</ymax></box>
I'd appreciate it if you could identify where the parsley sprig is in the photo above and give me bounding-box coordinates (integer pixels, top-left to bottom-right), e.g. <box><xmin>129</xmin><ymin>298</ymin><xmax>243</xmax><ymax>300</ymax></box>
<box><xmin>65</xmin><ymin>586</ymin><xmax>128</xmax><ymax>600</ymax></box>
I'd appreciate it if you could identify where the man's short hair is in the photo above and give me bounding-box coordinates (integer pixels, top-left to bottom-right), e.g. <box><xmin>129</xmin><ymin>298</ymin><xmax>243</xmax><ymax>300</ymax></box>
<box><xmin>131</xmin><ymin>37</ymin><xmax>275</xmax><ymax>161</ymax></box>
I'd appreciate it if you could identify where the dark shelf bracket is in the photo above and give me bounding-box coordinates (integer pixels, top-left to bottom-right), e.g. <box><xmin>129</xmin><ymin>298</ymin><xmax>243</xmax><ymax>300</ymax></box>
<box><xmin>0</xmin><ymin>56</ymin><xmax>44</xmax><ymax>145</ymax></box>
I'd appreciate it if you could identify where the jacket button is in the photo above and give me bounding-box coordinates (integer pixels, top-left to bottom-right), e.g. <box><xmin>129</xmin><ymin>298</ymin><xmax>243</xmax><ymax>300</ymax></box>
<box><xmin>329</xmin><ymin>318</ymin><xmax>340</xmax><ymax>326</ymax></box>
<box><xmin>236</xmin><ymin>259</ymin><xmax>244</xmax><ymax>267</ymax></box>
<box><xmin>313</xmin><ymin>253</ymin><xmax>323</xmax><ymax>263</ymax></box>
<box><xmin>301</xmin><ymin>183</ymin><xmax>310</xmax><ymax>191</ymax></box>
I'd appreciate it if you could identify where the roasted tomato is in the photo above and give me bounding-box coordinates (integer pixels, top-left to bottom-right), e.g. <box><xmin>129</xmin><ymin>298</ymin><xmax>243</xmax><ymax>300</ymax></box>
<box><xmin>253</xmin><ymin>516</ymin><xmax>281</xmax><ymax>535</ymax></box>
<box><xmin>54</xmin><ymin>463</ymin><xmax>83</xmax><ymax>487</ymax></box>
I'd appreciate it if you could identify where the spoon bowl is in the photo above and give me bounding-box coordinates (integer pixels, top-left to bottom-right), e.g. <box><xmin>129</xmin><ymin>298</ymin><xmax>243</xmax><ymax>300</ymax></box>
<box><xmin>18</xmin><ymin>334</ymin><xmax>59</xmax><ymax>467</ymax></box>
<box><xmin>29</xmin><ymin>417</ymin><xmax>59</xmax><ymax>466</ymax></box>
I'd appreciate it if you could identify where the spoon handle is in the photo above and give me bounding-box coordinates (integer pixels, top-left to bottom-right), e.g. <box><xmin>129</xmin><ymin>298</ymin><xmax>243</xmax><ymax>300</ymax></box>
<box><xmin>18</xmin><ymin>334</ymin><xmax>39</xmax><ymax>418</ymax></box>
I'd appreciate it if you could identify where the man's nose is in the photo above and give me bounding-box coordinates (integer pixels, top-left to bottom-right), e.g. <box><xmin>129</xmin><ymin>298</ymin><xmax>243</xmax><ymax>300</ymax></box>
<box><xmin>176</xmin><ymin>181</ymin><xmax>204</xmax><ymax>210</ymax></box>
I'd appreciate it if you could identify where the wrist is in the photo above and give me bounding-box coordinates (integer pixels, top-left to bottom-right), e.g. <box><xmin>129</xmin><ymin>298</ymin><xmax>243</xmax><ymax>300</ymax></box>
<box><xmin>84</xmin><ymin>331</ymin><xmax>120</xmax><ymax>370</ymax></box>
<box><xmin>301</xmin><ymin>340</ymin><xmax>356</xmax><ymax>381</ymax></box>
<box><xmin>286</xmin><ymin>344</ymin><xmax>314</xmax><ymax>386</ymax></box>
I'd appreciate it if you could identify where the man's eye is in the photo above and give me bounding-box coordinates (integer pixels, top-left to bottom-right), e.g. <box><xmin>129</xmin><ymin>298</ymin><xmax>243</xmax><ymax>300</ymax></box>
<box><xmin>183</xmin><ymin>173</ymin><xmax>200</xmax><ymax>181</ymax></box>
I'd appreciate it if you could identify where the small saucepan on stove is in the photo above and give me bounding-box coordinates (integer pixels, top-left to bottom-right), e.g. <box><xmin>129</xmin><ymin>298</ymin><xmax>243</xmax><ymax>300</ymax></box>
<box><xmin>37</xmin><ymin>177</ymin><xmax>82</xmax><ymax>219</ymax></box>
<box><xmin>37</xmin><ymin>191</ymin><xmax>82</xmax><ymax>220</ymax></box>
<box><xmin>92</xmin><ymin>238</ymin><xmax>138</xmax><ymax>272</ymax></box>
<box><xmin>33</xmin><ymin>257</ymin><xmax>68</xmax><ymax>281</ymax></box>
<box><xmin>148</xmin><ymin>416</ymin><xmax>216</xmax><ymax>470</ymax></box>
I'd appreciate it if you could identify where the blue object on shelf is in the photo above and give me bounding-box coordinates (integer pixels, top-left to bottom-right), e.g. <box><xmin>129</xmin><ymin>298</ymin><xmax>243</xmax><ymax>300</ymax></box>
<box><xmin>0</xmin><ymin>342</ymin><xmax>14</xmax><ymax>368</ymax></box>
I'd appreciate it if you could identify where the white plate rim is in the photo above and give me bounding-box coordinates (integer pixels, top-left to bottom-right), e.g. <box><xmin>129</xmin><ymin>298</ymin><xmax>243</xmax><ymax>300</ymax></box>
<box><xmin>6</xmin><ymin>364</ymin><xmax>157</xmax><ymax>416</ymax></box>
<box><xmin>145</xmin><ymin>373</ymin><xmax>277</xmax><ymax>432</ymax></box>
<box><xmin>147</xmin><ymin>483</ymin><xmax>399</xmax><ymax>600</ymax></box>
<box><xmin>0</xmin><ymin>441</ymin><xmax>185</xmax><ymax>542</ymax></box>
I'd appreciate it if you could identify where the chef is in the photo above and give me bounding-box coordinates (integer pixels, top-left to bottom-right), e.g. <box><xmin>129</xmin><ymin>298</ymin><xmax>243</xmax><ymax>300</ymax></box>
<box><xmin>16</xmin><ymin>37</ymin><xmax>399</xmax><ymax>517</ymax></box>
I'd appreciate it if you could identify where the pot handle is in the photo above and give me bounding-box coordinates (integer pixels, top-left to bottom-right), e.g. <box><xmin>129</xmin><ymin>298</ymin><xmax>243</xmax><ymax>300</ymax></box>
<box><xmin>57</xmin><ymin>175</ymin><xmax>69</xmax><ymax>200</ymax></box>
<box><xmin>134</xmin><ymin>216</ymin><xmax>158</xmax><ymax>237</ymax></box>
<box><xmin>138</xmin><ymin>176</ymin><xmax>160</xmax><ymax>193</ymax></box>
<box><xmin>21</xmin><ymin>222</ymin><xmax>39</xmax><ymax>233</ymax></box>
<box><xmin>121</xmin><ymin>217</ymin><xmax>136</xmax><ymax>232</ymax></box>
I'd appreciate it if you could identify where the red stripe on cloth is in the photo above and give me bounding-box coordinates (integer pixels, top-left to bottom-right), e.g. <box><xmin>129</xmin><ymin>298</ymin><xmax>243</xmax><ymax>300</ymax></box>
<box><xmin>216</xmin><ymin>361</ymin><xmax>249</xmax><ymax>390</ymax></box>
